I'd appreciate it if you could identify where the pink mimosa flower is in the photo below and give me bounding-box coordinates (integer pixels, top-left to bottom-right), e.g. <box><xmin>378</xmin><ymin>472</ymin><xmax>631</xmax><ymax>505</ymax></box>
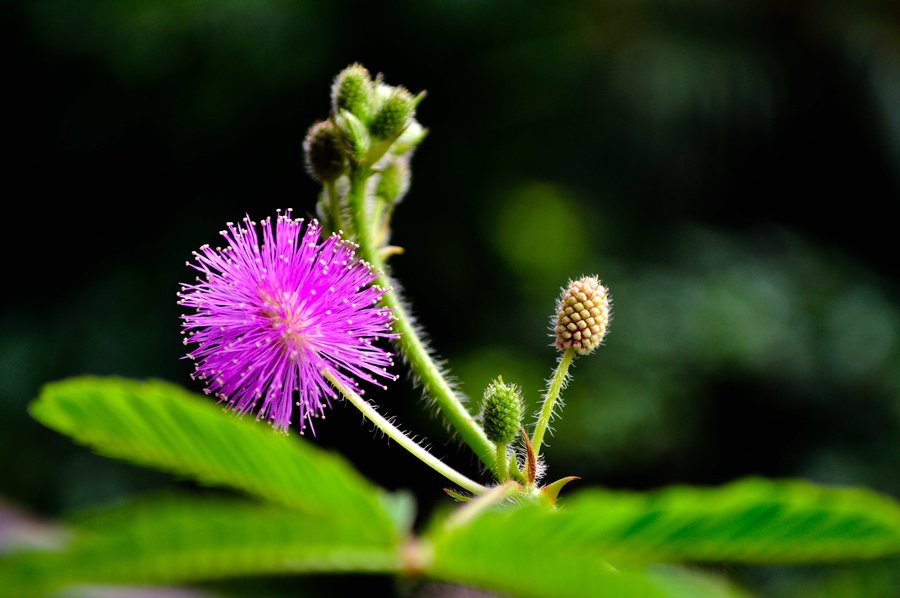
<box><xmin>179</xmin><ymin>211</ymin><xmax>397</xmax><ymax>432</ymax></box>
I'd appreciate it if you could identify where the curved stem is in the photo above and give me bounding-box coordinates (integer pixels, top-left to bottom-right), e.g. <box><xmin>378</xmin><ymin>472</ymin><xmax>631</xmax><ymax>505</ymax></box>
<box><xmin>531</xmin><ymin>348</ymin><xmax>575</xmax><ymax>456</ymax></box>
<box><xmin>325</xmin><ymin>369</ymin><xmax>488</xmax><ymax>495</ymax></box>
<box><xmin>346</xmin><ymin>169</ymin><xmax>500</xmax><ymax>478</ymax></box>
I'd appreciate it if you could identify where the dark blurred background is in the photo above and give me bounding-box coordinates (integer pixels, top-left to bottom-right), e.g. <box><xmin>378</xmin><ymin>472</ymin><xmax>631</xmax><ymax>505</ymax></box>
<box><xmin>3</xmin><ymin>1</ymin><xmax>899</xmax><ymax>596</ymax></box>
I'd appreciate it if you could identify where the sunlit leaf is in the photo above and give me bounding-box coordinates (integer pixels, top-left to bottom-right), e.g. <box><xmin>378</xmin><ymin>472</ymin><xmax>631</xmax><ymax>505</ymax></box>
<box><xmin>427</xmin><ymin>523</ymin><xmax>745</xmax><ymax>598</ymax></box>
<box><xmin>30</xmin><ymin>377</ymin><xmax>403</xmax><ymax>535</ymax></box>
<box><xmin>429</xmin><ymin>478</ymin><xmax>900</xmax><ymax>572</ymax></box>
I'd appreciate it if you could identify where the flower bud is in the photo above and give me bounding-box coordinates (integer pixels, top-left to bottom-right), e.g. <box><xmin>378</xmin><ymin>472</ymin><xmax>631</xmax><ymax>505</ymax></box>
<box><xmin>555</xmin><ymin>276</ymin><xmax>610</xmax><ymax>355</ymax></box>
<box><xmin>331</xmin><ymin>63</ymin><xmax>373</xmax><ymax>121</ymax></box>
<box><xmin>303</xmin><ymin>120</ymin><xmax>345</xmax><ymax>182</ymax></box>
<box><xmin>376</xmin><ymin>159</ymin><xmax>411</xmax><ymax>204</ymax></box>
<box><xmin>371</xmin><ymin>81</ymin><xmax>394</xmax><ymax>108</ymax></box>
<box><xmin>370</xmin><ymin>87</ymin><xmax>415</xmax><ymax>140</ymax></box>
<box><xmin>482</xmin><ymin>378</ymin><xmax>523</xmax><ymax>445</ymax></box>
<box><xmin>334</xmin><ymin>109</ymin><xmax>371</xmax><ymax>162</ymax></box>
<box><xmin>391</xmin><ymin>120</ymin><xmax>427</xmax><ymax>156</ymax></box>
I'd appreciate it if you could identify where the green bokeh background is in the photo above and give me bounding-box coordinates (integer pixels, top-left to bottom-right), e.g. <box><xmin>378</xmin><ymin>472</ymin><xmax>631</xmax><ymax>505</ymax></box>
<box><xmin>3</xmin><ymin>1</ymin><xmax>899</xmax><ymax>595</ymax></box>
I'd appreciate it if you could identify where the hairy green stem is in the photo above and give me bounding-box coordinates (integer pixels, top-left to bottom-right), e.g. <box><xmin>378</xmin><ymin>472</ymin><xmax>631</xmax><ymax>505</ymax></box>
<box><xmin>531</xmin><ymin>348</ymin><xmax>575</xmax><ymax>456</ymax></box>
<box><xmin>347</xmin><ymin>168</ymin><xmax>500</xmax><ymax>478</ymax></box>
<box><xmin>325</xmin><ymin>369</ymin><xmax>488</xmax><ymax>495</ymax></box>
<box><xmin>325</xmin><ymin>179</ymin><xmax>347</xmax><ymax>235</ymax></box>
<box><xmin>508</xmin><ymin>455</ymin><xmax>526</xmax><ymax>484</ymax></box>
<box><xmin>495</xmin><ymin>442</ymin><xmax>509</xmax><ymax>482</ymax></box>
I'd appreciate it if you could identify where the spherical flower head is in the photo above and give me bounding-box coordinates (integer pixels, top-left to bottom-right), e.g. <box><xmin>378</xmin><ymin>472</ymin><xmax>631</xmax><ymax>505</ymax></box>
<box><xmin>555</xmin><ymin>275</ymin><xmax>611</xmax><ymax>356</ymax></box>
<box><xmin>179</xmin><ymin>211</ymin><xmax>398</xmax><ymax>433</ymax></box>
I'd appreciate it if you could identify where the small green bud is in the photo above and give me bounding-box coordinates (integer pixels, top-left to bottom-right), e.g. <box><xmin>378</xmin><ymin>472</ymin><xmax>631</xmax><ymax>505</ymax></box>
<box><xmin>334</xmin><ymin>109</ymin><xmax>371</xmax><ymax>162</ymax></box>
<box><xmin>303</xmin><ymin>120</ymin><xmax>345</xmax><ymax>182</ymax></box>
<box><xmin>370</xmin><ymin>87</ymin><xmax>415</xmax><ymax>140</ymax></box>
<box><xmin>391</xmin><ymin>120</ymin><xmax>427</xmax><ymax>156</ymax></box>
<box><xmin>555</xmin><ymin>276</ymin><xmax>611</xmax><ymax>356</ymax></box>
<box><xmin>376</xmin><ymin>159</ymin><xmax>411</xmax><ymax>204</ymax></box>
<box><xmin>331</xmin><ymin>63</ymin><xmax>373</xmax><ymax>121</ymax></box>
<box><xmin>371</xmin><ymin>81</ymin><xmax>394</xmax><ymax>108</ymax></box>
<box><xmin>482</xmin><ymin>378</ymin><xmax>523</xmax><ymax>444</ymax></box>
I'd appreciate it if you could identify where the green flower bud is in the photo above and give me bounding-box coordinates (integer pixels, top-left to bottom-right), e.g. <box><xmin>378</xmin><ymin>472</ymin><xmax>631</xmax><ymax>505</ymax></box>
<box><xmin>371</xmin><ymin>81</ymin><xmax>394</xmax><ymax>109</ymax></box>
<box><xmin>376</xmin><ymin>159</ymin><xmax>411</xmax><ymax>204</ymax></box>
<box><xmin>555</xmin><ymin>276</ymin><xmax>611</xmax><ymax>356</ymax></box>
<box><xmin>391</xmin><ymin>120</ymin><xmax>428</xmax><ymax>156</ymax></box>
<box><xmin>303</xmin><ymin>120</ymin><xmax>345</xmax><ymax>182</ymax></box>
<box><xmin>334</xmin><ymin>109</ymin><xmax>371</xmax><ymax>163</ymax></box>
<box><xmin>370</xmin><ymin>87</ymin><xmax>415</xmax><ymax>140</ymax></box>
<box><xmin>482</xmin><ymin>378</ymin><xmax>523</xmax><ymax>444</ymax></box>
<box><xmin>331</xmin><ymin>63</ymin><xmax>373</xmax><ymax>121</ymax></box>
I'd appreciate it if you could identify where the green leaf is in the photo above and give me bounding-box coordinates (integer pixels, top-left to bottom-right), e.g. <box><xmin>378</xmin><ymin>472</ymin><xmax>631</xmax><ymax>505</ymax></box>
<box><xmin>30</xmin><ymin>377</ymin><xmax>400</xmax><ymax>536</ymax></box>
<box><xmin>426</xmin><ymin>520</ymin><xmax>744</xmax><ymax>598</ymax></box>
<box><xmin>0</xmin><ymin>496</ymin><xmax>402</xmax><ymax>596</ymax></box>
<box><xmin>428</xmin><ymin>478</ymin><xmax>900</xmax><ymax>576</ymax></box>
<box><xmin>645</xmin><ymin>567</ymin><xmax>749</xmax><ymax>598</ymax></box>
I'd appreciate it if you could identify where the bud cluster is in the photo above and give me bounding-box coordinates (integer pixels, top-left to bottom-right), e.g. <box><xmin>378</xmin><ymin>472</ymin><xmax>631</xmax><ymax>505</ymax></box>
<box><xmin>304</xmin><ymin>64</ymin><xmax>426</xmax><ymax>246</ymax></box>
<box><xmin>305</xmin><ymin>63</ymin><xmax>425</xmax><ymax>183</ymax></box>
